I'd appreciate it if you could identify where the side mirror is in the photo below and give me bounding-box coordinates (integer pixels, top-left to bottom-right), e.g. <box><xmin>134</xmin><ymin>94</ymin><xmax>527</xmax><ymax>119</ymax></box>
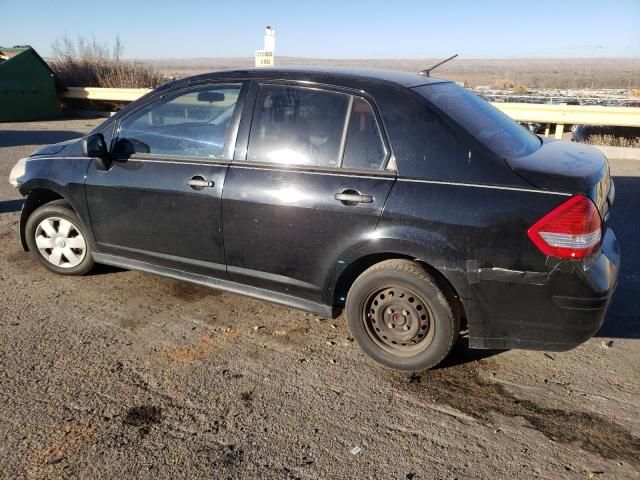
<box><xmin>114</xmin><ymin>137</ymin><xmax>150</xmax><ymax>155</ymax></box>
<box><xmin>81</xmin><ymin>133</ymin><xmax>111</xmax><ymax>170</ymax></box>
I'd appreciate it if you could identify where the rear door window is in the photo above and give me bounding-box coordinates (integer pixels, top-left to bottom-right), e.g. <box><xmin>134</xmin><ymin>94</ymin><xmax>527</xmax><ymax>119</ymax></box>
<box><xmin>342</xmin><ymin>97</ymin><xmax>387</xmax><ymax>170</ymax></box>
<box><xmin>247</xmin><ymin>85</ymin><xmax>349</xmax><ymax>167</ymax></box>
<box><xmin>113</xmin><ymin>83</ymin><xmax>243</xmax><ymax>159</ymax></box>
<box><xmin>247</xmin><ymin>85</ymin><xmax>389</xmax><ymax>171</ymax></box>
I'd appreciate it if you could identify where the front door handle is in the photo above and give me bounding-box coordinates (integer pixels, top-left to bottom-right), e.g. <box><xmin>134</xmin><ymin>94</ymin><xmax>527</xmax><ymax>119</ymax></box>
<box><xmin>187</xmin><ymin>176</ymin><xmax>214</xmax><ymax>190</ymax></box>
<box><xmin>335</xmin><ymin>190</ymin><xmax>374</xmax><ymax>205</ymax></box>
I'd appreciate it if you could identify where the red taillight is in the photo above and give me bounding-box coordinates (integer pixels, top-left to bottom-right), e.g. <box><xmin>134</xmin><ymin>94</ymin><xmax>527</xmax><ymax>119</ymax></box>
<box><xmin>528</xmin><ymin>195</ymin><xmax>602</xmax><ymax>260</ymax></box>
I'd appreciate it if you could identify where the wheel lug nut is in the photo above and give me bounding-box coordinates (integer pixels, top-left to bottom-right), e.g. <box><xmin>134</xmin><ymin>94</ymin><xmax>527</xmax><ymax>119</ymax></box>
<box><xmin>403</xmin><ymin>310</ymin><xmax>409</xmax><ymax>316</ymax></box>
<box><xmin>403</xmin><ymin>325</ymin><xmax>410</xmax><ymax>331</ymax></box>
<box><xmin>388</xmin><ymin>323</ymin><xmax>395</xmax><ymax>329</ymax></box>
<box><xmin>387</xmin><ymin>308</ymin><xmax>393</xmax><ymax>314</ymax></box>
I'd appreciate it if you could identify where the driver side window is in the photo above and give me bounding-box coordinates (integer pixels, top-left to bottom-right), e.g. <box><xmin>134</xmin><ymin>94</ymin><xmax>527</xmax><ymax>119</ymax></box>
<box><xmin>113</xmin><ymin>83</ymin><xmax>243</xmax><ymax>160</ymax></box>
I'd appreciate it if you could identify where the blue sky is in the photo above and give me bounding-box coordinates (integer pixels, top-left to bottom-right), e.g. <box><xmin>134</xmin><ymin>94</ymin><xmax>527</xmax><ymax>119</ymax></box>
<box><xmin>1</xmin><ymin>0</ymin><xmax>638</xmax><ymax>58</ymax></box>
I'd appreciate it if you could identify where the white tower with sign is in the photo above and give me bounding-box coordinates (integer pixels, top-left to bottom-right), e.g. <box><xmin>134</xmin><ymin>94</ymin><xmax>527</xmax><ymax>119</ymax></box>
<box><xmin>255</xmin><ymin>26</ymin><xmax>275</xmax><ymax>68</ymax></box>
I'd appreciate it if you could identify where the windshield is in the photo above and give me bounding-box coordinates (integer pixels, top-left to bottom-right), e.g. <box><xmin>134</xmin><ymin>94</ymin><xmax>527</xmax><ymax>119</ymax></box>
<box><xmin>414</xmin><ymin>82</ymin><xmax>541</xmax><ymax>158</ymax></box>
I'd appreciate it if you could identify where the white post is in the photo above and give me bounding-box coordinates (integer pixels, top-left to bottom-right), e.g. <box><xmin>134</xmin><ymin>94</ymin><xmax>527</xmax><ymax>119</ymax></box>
<box><xmin>264</xmin><ymin>26</ymin><xmax>276</xmax><ymax>53</ymax></box>
<box><xmin>255</xmin><ymin>26</ymin><xmax>276</xmax><ymax>68</ymax></box>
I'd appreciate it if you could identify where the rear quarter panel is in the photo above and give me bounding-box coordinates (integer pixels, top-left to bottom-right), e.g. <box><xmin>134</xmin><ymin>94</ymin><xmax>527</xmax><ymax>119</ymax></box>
<box><xmin>362</xmin><ymin>179</ymin><xmax>598</xmax><ymax>344</ymax></box>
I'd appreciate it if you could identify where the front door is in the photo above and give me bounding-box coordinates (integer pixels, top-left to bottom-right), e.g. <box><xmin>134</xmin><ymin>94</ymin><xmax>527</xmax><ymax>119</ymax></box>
<box><xmin>85</xmin><ymin>82</ymin><xmax>247</xmax><ymax>277</ymax></box>
<box><xmin>222</xmin><ymin>84</ymin><xmax>395</xmax><ymax>303</ymax></box>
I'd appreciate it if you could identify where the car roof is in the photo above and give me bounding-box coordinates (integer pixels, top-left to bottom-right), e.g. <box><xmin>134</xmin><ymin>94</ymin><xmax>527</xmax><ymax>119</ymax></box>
<box><xmin>175</xmin><ymin>66</ymin><xmax>449</xmax><ymax>89</ymax></box>
<box><xmin>95</xmin><ymin>67</ymin><xmax>449</xmax><ymax>134</ymax></box>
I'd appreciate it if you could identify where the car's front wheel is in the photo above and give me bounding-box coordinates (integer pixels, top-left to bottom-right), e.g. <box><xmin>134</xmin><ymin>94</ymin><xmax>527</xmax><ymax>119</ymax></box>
<box><xmin>346</xmin><ymin>259</ymin><xmax>459</xmax><ymax>371</ymax></box>
<box><xmin>25</xmin><ymin>200</ymin><xmax>94</xmax><ymax>275</ymax></box>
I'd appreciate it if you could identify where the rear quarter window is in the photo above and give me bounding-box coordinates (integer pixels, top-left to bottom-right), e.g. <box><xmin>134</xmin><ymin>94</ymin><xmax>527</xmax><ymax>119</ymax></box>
<box><xmin>342</xmin><ymin>97</ymin><xmax>387</xmax><ymax>170</ymax></box>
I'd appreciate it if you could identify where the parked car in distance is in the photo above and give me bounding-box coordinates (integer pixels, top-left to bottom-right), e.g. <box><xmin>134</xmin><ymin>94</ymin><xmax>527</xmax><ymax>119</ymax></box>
<box><xmin>9</xmin><ymin>67</ymin><xmax>620</xmax><ymax>371</ymax></box>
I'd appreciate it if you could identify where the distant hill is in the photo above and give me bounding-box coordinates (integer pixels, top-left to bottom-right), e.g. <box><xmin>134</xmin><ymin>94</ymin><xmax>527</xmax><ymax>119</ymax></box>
<box><xmin>139</xmin><ymin>57</ymin><xmax>640</xmax><ymax>89</ymax></box>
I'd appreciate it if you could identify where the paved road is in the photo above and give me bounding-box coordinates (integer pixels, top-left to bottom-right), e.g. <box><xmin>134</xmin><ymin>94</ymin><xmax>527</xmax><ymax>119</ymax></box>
<box><xmin>0</xmin><ymin>119</ymin><xmax>638</xmax><ymax>479</ymax></box>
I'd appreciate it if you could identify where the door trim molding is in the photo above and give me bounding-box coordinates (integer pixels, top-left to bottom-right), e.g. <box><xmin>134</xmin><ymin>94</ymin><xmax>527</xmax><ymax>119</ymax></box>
<box><xmin>118</xmin><ymin>155</ymin><xmax>232</xmax><ymax>167</ymax></box>
<box><xmin>93</xmin><ymin>252</ymin><xmax>336</xmax><ymax>318</ymax></box>
<box><xmin>98</xmin><ymin>242</ymin><xmax>227</xmax><ymax>274</ymax></box>
<box><xmin>230</xmin><ymin>163</ymin><xmax>396</xmax><ymax>180</ymax></box>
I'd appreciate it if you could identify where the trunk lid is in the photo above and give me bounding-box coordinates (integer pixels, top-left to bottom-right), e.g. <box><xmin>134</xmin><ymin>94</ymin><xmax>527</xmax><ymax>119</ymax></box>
<box><xmin>507</xmin><ymin>138</ymin><xmax>613</xmax><ymax>219</ymax></box>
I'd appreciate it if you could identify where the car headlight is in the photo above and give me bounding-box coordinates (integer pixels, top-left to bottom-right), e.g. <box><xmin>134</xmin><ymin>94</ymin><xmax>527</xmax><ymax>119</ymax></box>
<box><xmin>9</xmin><ymin>157</ymin><xmax>28</xmax><ymax>187</ymax></box>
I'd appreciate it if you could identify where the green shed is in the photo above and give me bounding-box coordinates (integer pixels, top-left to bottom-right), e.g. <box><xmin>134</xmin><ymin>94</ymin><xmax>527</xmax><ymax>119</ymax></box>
<box><xmin>0</xmin><ymin>45</ymin><xmax>59</xmax><ymax>121</ymax></box>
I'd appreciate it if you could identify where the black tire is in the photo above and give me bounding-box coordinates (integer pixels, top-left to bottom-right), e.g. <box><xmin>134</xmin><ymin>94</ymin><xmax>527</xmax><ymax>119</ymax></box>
<box><xmin>25</xmin><ymin>200</ymin><xmax>94</xmax><ymax>276</ymax></box>
<box><xmin>346</xmin><ymin>259</ymin><xmax>459</xmax><ymax>371</ymax></box>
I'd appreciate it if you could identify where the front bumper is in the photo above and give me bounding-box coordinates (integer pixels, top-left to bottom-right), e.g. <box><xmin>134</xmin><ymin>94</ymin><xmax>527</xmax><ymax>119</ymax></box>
<box><xmin>468</xmin><ymin>227</ymin><xmax>620</xmax><ymax>351</ymax></box>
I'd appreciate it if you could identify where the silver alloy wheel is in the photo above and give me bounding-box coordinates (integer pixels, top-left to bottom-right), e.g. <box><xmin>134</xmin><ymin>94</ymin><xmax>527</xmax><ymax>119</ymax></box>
<box><xmin>34</xmin><ymin>216</ymin><xmax>87</xmax><ymax>268</ymax></box>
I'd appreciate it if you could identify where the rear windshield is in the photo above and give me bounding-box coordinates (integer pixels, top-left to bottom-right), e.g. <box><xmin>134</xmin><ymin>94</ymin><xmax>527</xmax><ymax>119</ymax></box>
<box><xmin>414</xmin><ymin>82</ymin><xmax>541</xmax><ymax>158</ymax></box>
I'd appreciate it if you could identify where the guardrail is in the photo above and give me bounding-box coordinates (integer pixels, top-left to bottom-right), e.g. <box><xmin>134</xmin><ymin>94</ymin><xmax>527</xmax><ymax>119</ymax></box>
<box><xmin>494</xmin><ymin>102</ymin><xmax>640</xmax><ymax>139</ymax></box>
<box><xmin>61</xmin><ymin>87</ymin><xmax>640</xmax><ymax>140</ymax></box>
<box><xmin>62</xmin><ymin>87</ymin><xmax>152</xmax><ymax>102</ymax></box>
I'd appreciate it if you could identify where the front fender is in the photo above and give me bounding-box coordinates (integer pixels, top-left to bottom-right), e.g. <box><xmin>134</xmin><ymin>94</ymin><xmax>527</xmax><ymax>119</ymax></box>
<box><xmin>17</xmin><ymin>157</ymin><xmax>95</xmax><ymax>251</ymax></box>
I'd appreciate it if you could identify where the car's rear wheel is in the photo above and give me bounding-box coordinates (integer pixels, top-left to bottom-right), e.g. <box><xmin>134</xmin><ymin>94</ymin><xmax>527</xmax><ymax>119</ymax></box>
<box><xmin>25</xmin><ymin>200</ymin><xmax>94</xmax><ymax>275</ymax></box>
<box><xmin>346</xmin><ymin>259</ymin><xmax>459</xmax><ymax>371</ymax></box>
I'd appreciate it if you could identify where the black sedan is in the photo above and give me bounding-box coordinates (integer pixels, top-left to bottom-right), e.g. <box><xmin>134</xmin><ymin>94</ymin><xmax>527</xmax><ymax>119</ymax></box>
<box><xmin>9</xmin><ymin>67</ymin><xmax>619</xmax><ymax>370</ymax></box>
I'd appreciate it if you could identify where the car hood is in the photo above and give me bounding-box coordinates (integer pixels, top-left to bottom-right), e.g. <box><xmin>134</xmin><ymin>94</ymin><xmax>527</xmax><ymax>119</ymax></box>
<box><xmin>31</xmin><ymin>137</ymin><xmax>84</xmax><ymax>157</ymax></box>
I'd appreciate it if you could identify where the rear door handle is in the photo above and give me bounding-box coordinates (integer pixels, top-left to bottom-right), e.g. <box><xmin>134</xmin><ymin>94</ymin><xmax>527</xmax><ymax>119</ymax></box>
<box><xmin>335</xmin><ymin>190</ymin><xmax>374</xmax><ymax>205</ymax></box>
<box><xmin>187</xmin><ymin>176</ymin><xmax>214</xmax><ymax>190</ymax></box>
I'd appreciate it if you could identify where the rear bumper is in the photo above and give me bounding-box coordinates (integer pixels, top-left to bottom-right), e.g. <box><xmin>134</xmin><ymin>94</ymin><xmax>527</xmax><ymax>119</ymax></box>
<box><xmin>468</xmin><ymin>227</ymin><xmax>620</xmax><ymax>351</ymax></box>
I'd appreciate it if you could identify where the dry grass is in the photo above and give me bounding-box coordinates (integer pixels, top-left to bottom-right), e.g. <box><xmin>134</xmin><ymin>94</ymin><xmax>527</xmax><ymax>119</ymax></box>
<box><xmin>50</xmin><ymin>36</ymin><xmax>166</xmax><ymax>88</ymax></box>
<box><xmin>582</xmin><ymin>134</ymin><xmax>640</xmax><ymax>148</ymax></box>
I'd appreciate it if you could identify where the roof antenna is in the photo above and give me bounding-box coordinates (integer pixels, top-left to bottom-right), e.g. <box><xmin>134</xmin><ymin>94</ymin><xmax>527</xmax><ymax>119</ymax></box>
<box><xmin>418</xmin><ymin>54</ymin><xmax>458</xmax><ymax>77</ymax></box>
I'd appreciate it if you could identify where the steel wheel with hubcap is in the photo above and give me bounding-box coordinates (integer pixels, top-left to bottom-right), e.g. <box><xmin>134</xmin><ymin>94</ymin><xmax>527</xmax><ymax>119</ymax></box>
<box><xmin>346</xmin><ymin>259</ymin><xmax>459</xmax><ymax>371</ymax></box>
<box><xmin>34</xmin><ymin>217</ymin><xmax>87</xmax><ymax>268</ymax></box>
<box><xmin>25</xmin><ymin>200</ymin><xmax>94</xmax><ymax>275</ymax></box>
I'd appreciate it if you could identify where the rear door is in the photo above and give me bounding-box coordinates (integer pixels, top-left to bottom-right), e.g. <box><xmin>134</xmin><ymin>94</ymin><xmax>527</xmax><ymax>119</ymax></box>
<box><xmin>85</xmin><ymin>82</ymin><xmax>247</xmax><ymax>277</ymax></box>
<box><xmin>222</xmin><ymin>83</ymin><xmax>395</xmax><ymax>303</ymax></box>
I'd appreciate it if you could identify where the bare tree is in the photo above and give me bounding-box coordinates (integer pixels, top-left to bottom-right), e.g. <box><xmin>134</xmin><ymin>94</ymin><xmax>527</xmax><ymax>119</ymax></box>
<box><xmin>49</xmin><ymin>35</ymin><xmax>165</xmax><ymax>88</ymax></box>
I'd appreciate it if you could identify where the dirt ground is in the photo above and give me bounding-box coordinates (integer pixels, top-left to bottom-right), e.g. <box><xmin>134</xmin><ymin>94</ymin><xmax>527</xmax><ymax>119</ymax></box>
<box><xmin>0</xmin><ymin>119</ymin><xmax>638</xmax><ymax>480</ymax></box>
